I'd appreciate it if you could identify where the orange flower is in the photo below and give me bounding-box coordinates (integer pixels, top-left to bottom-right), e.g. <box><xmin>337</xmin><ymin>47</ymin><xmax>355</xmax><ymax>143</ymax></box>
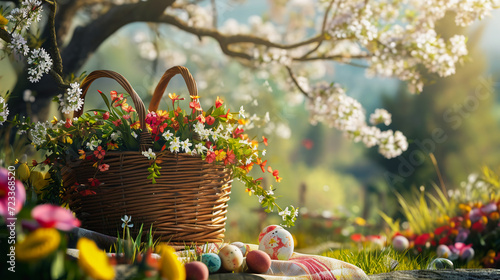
<box><xmin>256</xmin><ymin>158</ymin><xmax>267</xmax><ymax>173</ymax></box>
<box><xmin>107</xmin><ymin>142</ymin><xmax>118</xmax><ymax>150</ymax></box>
<box><xmin>262</xmin><ymin>136</ymin><xmax>268</xmax><ymax>146</ymax></box>
<box><xmin>78</xmin><ymin>149</ymin><xmax>86</xmax><ymax>160</ymax></box>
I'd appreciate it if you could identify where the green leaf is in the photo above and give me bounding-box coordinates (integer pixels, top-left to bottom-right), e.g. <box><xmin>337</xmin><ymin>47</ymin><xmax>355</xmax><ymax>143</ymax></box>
<box><xmin>51</xmin><ymin>251</ymin><xmax>65</xmax><ymax>280</ymax></box>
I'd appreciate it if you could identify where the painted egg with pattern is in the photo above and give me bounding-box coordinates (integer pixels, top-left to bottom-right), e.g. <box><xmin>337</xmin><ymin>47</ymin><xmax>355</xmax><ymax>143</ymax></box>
<box><xmin>200</xmin><ymin>253</ymin><xmax>221</xmax><ymax>273</ymax></box>
<box><xmin>218</xmin><ymin>245</ymin><xmax>243</xmax><ymax>271</ymax></box>
<box><xmin>230</xmin><ymin>242</ymin><xmax>251</xmax><ymax>257</ymax></box>
<box><xmin>258</xmin><ymin>225</ymin><xmax>294</xmax><ymax>260</ymax></box>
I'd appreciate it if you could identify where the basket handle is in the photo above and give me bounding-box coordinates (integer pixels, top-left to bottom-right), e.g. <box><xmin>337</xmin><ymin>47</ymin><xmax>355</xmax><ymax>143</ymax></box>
<box><xmin>149</xmin><ymin>66</ymin><xmax>199</xmax><ymax>112</ymax></box>
<box><xmin>75</xmin><ymin>70</ymin><xmax>147</xmax><ymax>129</ymax></box>
<box><xmin>75</xmin><ymin>70</ymin><xmax>151</xmax><ymax>151</ymax></box>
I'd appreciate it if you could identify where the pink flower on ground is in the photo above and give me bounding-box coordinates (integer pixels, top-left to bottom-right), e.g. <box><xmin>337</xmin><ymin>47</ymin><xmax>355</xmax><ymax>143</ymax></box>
<box><xmin>31</xmin><ymin>204</ymin><xmax>81</xmax><ymax>231</ymax></box>
<box><xmin>0</xmin><ymin>167</ymin><xmax>26</xmax><ymax>217</ymax></box>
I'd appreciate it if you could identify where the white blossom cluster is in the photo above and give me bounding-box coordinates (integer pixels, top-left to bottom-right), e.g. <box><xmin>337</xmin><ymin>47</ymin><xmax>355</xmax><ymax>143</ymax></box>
<box><xmin>0</xmin><ymin>97</ymin><xmax>9</xmax><ymax>125</ymax></box>
<box><xmin>184</xmin><ymin>4</ymin><xmax>212</xmax><ymax>28</ymax></box>
<box><xmin>27</xmin><ymin>48</ymin><xmax>53</xmax><ymax>83</ymax></box>
<box><xmin>5</xmin><ymin>1</ymin><xmax>53</xmax><ymax>83</ymax></box>
<box><xmin>58</xmin><ymin>82</ymin><xmax>84</xmax><ymax>114</ymax></box>
<box><xmin>6</xmin><ymin>0</ymin><xmax>43</xmax><ymax>31</ymax></box>
<box><xmin>30</xmin><ymin>121</ymin><xmax>49</xmax><ymax>146</ymax></box>
<box><xmin>307</xmin><ymin>82</ymin><xmax>408</xmax><ymax>159</ymax></box>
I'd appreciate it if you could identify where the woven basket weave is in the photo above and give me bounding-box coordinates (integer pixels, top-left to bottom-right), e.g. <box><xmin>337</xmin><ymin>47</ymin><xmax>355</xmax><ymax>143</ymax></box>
<box><xmin>63</xmin><ymin>66</ymin><xmax>233</xmax><ymax>245</ymax></box>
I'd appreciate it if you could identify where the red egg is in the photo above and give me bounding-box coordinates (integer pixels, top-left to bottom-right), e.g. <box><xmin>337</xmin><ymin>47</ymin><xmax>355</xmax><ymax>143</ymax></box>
<box><xmin>246</xmin><ymin>250</ymin><xmax>271</xmax><ymax>274</ymax></box>
<box><xmin>185</xmin><ymin>261</ymin><xmax>209</xmax><ymax>280</ymax></box>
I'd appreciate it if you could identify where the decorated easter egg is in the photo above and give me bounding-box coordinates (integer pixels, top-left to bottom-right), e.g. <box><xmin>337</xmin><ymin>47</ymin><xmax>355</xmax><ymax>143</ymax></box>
<box><xmin>200</xmin><ymin>253</ymin><xmax>221</xmax><ymax>273</ymax></box>
<box><xmin>258</xmin><ymin>225</ymin><xmax>294</xmax><ymax>260</ymax></box>
<box><xmin>436</xmin><ymin>244</ymin><xmax>451</xmax><ymax>258</ymax></box>
<box><xmin>246</xmin><ymin>250</ymin><xmax>272</xmax><ymax>274</ymax></box>
<box><xmin>427</xmin><ymin>258</ymin><xmax>454</xmax><ymax>270</ymax></box>
<box><xmin>185</xmin><ymin>261</ymin><xmax>209</xmax><ymax>280</ymax></box>
<box><xmin>218</xmin><ymin>245</ymin><xmax>244</xmax><ymax>271</ymax></box>
<box><xmin>392</xmin><ymin>235</ymin><xmax>409</xmax><ymax>252</ymax></box>
<box><xmin>231</xmin><ymin>242</ymin><xmax>251</xmax><ymax>257</ymax></box>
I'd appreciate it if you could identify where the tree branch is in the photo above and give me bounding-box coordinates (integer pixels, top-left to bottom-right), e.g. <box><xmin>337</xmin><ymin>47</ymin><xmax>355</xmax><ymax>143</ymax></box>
<box><xmin>285</xmin><ymin>66</ymin><xmax>310</xmax><ymax>98</ymax></box>
<box><xmin>301</xmin><ymin>0</ymin><xmax>337</xmax><ymax>59</ymax></box>
<box><xmin>61</xmin><ymin>0</ymin><xmax>175</xmax><ymax>74</ymax></box>
<box><xmin>45</xmin><ymin>0</ymin><xmax>64</xmax><ymax>79</ymax></box>
<box><xmin>0</xmin><ymin>28</ymin><xmax>10</xmax><ymax>44</ymax></box>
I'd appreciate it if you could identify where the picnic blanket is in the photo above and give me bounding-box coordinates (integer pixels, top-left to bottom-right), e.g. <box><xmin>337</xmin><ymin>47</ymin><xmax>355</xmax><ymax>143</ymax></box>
<box><xmin>177</xmin><ymin>243</ymin><xmax>369</xmax><ymax>280</ymax></box>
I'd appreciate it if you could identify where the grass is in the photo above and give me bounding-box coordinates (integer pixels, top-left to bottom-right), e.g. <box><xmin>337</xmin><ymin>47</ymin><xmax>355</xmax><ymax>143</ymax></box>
<box><xmin>323</xmin><ymin>246</ymin><xmax>484</xmax><ymax>275</ymax></box>
<box><xmin>324</xmin><ymin>247</ymin><xmax>433</xmax><ymax>275</ymax></box>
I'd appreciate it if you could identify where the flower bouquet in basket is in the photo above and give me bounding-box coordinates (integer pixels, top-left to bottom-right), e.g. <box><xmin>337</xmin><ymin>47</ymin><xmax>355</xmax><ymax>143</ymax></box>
<box><xmin>13</xmin><ymin>66</ymin><xmax>298</xmax><ymax>244</ymax></box>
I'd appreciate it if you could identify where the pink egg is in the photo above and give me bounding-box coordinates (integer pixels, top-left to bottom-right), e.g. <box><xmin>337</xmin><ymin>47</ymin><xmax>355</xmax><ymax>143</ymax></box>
<box><xmin>185</xmin><ymin>261</ymin><xmax>209</xmax><ymax>280</ymax></box>
<box><xmin>246</xmin><ymin>250</ymin><xmax>271</xmax><ymax>274</ymax></box>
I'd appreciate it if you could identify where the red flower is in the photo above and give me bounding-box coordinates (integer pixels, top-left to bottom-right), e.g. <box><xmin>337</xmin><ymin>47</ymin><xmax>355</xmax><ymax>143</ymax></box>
<box><xmin>79</xmin><ymin>189</ymin><xmax>97</xmax><ymax>196</ymax></box>
<box><xmin>32</xmin><ymin>160</ymin><xmax>38</xmax><ymax>166</ymax></box>
<box><xmin>112</xmin><ymin>119</ymin><xmax>122</xmax><ymax>126</ymax></box>
<box><xmin>196</xmin><ymin>114</ymin><xmax>205</xmax><ymax>124</ymax></box>
<box><xmin>189</xmin><ymin>101</ymin><xmax>202</xmax><ymax>111</ymax></box>
<box><xmin>434</xmin><ymin>225</ymin><xmax>450</xmax><ymax>236</ymax></box>
<box><xmin>262</xmin><ymin>136</ymin><xmax>268</xmax><ymax>146</ymax></box>
<box><xmin>110</xmin><ymin>91</ymin><xmax>123</xmax><ymax>102</ymax></box>
<box><xmin>123</xmin><ymin>114</ymin><xmax>131</xmax><ymax>120</ymax></box>
<box><xmin>351</xmin><ymin>233</ymin><xmax>364</xmax><ymax>242</ymax></box>
<box><xmin>206</xmin><ymin>115</ymin><xmax>215</xmax><ymax>125</ymax></box>
<box><xmin>65</xmin><ymin>118</ymin><xmax>72</xmax><ymax>128</ymax></box>
<box><xmin>88</xmin><ymin>178</ymin><xmax>101</xmax><ymax>187</ymax></box>
<box><xmin>224</xmin><ymin>150</ymin><xmax>236</xmax><ymax>165</ymax></box>
<box><xmin>414</xmin><ymin>233</ymin><xmax>431</xmax><ymax>247</ymax></box>
<box><xmin>233</xmin><ymin>128</ymin><xmax>244</xmax><ymax>139</ymax></box>
<box><xmin>103</xmin><ymin>112</ymin><xmax>110</xmax><ymax>120</ymax></box>
<box><xmin>205</xmin><ymin>151</ymin><xmax>216</xmax><ymax>163</ymax></box>
<box><xmin>215</xmin><ymin>96</ymin><xmax>224</xmax><ymax>108</ymax></box>
<box><xmin>31</xmin><ymin>204</ymin><xmax>81</xmax><ymax>231</ymax></box>
<box><xmin>98</xmin><ymin>164</ymin><xmax>109</xmax><ymax>172</ymax></box>
<box><xmin>471</xmin><ymin>221</ymin><xmax>486</xmax><ymax>232</ymax></box>
<box><xmin>93</xmin><ymin>146</ymin><xmax>105</xmax><ymax>159</ymax></box>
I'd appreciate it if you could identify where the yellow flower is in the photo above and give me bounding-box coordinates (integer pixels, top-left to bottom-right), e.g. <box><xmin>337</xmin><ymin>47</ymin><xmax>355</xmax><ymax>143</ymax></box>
<box><xmin>51</xmin><ymin>116</ymin><xmax>59</xmax><ymax>125</ymax></box>
<box><xmin>16</xmin><ymin>163</ymin><xmax>30</xmax><ymax>181</ymax></box>
<box><xmin>16</xmin><ymin>228</ymin><xmax>61</xmax><ymax>262</ymax></box>
<box><xmin>354</xmin><ymin>217</ymin><xmax>367</xmax><ymax>226</ymax></box>
<box><xmin>63</xmin><ymin>136</ymin><xmax>73</xmax><ymax>144</ymax></box>
<box><xmin>77</xmin><ymin>237</ymin><xmax>115</xmax><ymax>280</ymax></box>
<box><xmin>156</xmin><ymin>244</ymin><xmax>185</xmax><ymax>280</ymax></box>
<box><xmin>215</xmin><ymin>150</ymin><xmax>226</xmax><ymax>162</ymax></box>
<box><xmin>29</xmin><ymin>171</ymin><xmax>50</xmax><ymax>194</ymax></box>
<box><xmin>0</xmin><ymin>14</ymin><xmax>8</xmax><ymax>26</ymax></box>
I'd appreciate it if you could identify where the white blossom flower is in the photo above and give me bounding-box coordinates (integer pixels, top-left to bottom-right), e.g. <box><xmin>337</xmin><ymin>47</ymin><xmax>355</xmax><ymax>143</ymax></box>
<box><xmin>30</xmin><ymin>121</ymin><xmax>48</xmax><ymax>146</ymax></box>
<box><xmin>239</xmin><ymin>106</ymin><xmax>246</xmax><ymax>119</ymax></box>
<box><xmin>180</xmin><ymin>139</ymin><xmax>192</xmax><ymax>153</ymax></box>
<box><xmin>121</xmin><ymin>215</ymin><xmax>133</xmax><ymax>228</ymax></box>
<box><xmin>195</xmin><ymin>142</ymin><xmax>207</xmax><ymax>154</ymax></box>
<box><xmin>27</xmin><ymin>48</ymin><xmax>52</xmax><ymax>83</ymax></box>
<box><xmin>142</xmin><ymin>148</ymin><xmax>156</xmax><ymax>160</ymax></box>
<box><xmin>0</xmin><ymin>97</ymin><xmax>9</xmax><ymax>125</ymax></box>
<box><xmin>169</xmin><ymin>137</ymin><xmax>181</xmax><ymax>153</ymax></box>
<box><xmin>162</xmin><ymin>130</ymin><xmax>174</xmax><ymax>141</ymax></box>
<box><xmin>370</xmin><ymin>109</ymin><xmax>392</xmax><ymax>126</ymax></box>
<box><xmin>110</xmin><ymin>131</ymin><xmax>122</xmax><ymax>141</ymax></box>
<box><xmin>60</xmin><ymin>82</ymin><xmax>83</xmax><ymax>114</ymax></box>
<box><xmin>278</xmin><ymin>207</ymin><xmax>292</xmax><ymax>221</ymax></box>
<box><xmin>86</xmin><ymin>139</ymin><xmax>101</xmax><ymax>151</ymax></box>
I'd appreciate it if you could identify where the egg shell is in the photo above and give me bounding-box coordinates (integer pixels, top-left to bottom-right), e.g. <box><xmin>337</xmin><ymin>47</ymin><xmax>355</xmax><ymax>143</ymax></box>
<box><xmin>231</xmin><ymin>242</ymin><xmax>251</xmax><ymax>257</ymax></box>
<box><xmin>392</xmin><ymin>235</ymin><xmax>409</xmax><ymax>251</ymax></box>
<box><xmin>258</xmin><ymin>225</ymin><xmax>284</xmax><ymax>243</ymax></box>
<box><xmin>200</xmin><ymin>253</ymin><xmax>221</xmax><ymax>273</ymax></box>
<box><xmin>246</xmin><ymin>250</ymin><xmax>272</xmax><ymax>274</ymax></box>
<box><xmin>218</xmin><ymin>245</ymin><xmax>244</xmax><ymax>272</ymax></box>
<box><xmin>185</xmin><ymin>261</ymin><xmax>209</xmax><ymax>280</ymax></box>
<box><xmin>436</xmin><ymin>244</ymin><xmax>451</xmax><ymax>258</ymax></box>
<box><xmin>258</xmin><ymin>226</ymin><xmax>294</xmax><ymax>260</ymax></box>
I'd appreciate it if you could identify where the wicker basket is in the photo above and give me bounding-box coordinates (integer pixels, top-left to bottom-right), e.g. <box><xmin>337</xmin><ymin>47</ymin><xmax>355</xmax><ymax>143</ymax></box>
<box><xmin>63</xmin><ymin>66</ymin><xmax>233</xmax><ymax>245</ymax></box>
